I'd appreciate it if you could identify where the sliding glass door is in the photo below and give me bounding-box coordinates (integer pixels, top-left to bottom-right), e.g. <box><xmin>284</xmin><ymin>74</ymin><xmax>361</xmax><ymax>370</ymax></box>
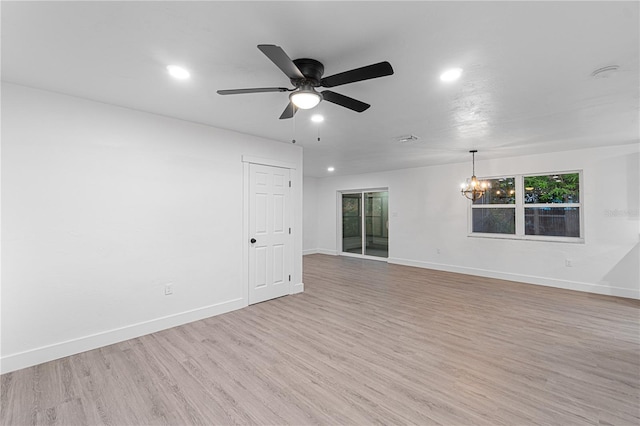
<box><xmin>342</xmin><ymin>193</ymin><xmax>363</xmax><ymax>255</ymax></box>
<box><xmin>341</xmin><ymin>191</ymin><xmax>388</xmax><ymax>258</ymax></box>
<box><xmin>364</xmin><ymin>191</ymin><xmax>389</xmax><ymax>257</ymax></box>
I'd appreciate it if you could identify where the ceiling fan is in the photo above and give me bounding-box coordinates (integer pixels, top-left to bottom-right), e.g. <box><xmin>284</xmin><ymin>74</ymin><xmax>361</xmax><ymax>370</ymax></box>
<box><xmin>217</xmin><ymin>44</ymin><xmax>394</xmax><ymax>119</ymax></box>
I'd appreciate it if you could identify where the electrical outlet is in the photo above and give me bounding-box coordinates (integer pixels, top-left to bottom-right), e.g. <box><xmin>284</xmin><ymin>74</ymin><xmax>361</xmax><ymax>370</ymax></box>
<box><xmin>164</xmin><ymin>283</ymin><xmax>173</xmax><ymax>295</ymax></box>
<box><xmin>436</xmin><ymin>248</ymin><xmax>441</xmax><ymax>254</ymax></box>
<box><xmin>565</xmin><ymin>259</ymin><xmax>573</xmax><ymax>267</ymax></box>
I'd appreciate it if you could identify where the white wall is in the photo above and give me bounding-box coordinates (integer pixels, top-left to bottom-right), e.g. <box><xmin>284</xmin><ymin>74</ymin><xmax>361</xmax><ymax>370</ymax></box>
<box><xmin>1</xmin><ymin>83</ymin><xmax>303</xmax><ymax>373</ymax></box>
<box><xmin>309</xmin><ymin>144</ymin><xmax>640</xmax><ymax>299</ymax></box>
<box><xmin>303</xmin><ymin>176</ymin><xmax>319</xmax><ymax>254</ymax></box>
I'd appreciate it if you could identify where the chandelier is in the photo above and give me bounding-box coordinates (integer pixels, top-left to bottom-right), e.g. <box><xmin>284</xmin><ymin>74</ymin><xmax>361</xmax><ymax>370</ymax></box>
<box><xmin>460</xmin><ymin>150</ymin><xmax>487</xmax><ymax>201</ymax></box>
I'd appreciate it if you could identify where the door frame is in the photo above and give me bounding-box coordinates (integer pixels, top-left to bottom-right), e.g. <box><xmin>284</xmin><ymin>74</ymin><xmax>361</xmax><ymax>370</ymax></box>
<box><xmin>337</xmin><ymin>188</ymin><xmax>389</xmax><ymax>262</ymax></box>
<box><xmin>242</xmin><ymin>156</ymin><xmax>297</xmax><ymax>305</ymax></box>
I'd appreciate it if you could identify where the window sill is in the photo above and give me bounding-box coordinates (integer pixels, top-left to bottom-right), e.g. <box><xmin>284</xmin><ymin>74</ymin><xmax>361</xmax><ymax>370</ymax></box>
<box><xmin>468</xmin><ymin>233</ymin><xmax>585</xmax><ymax>244</ymax></box>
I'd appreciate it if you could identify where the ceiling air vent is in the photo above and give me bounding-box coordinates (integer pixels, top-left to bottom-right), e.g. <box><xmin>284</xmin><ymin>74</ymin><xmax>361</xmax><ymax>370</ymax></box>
<box><xmin>396</xmin><ymin>134</ymin><xmax>420</xmax><ymax>143</ymax></box>
<box><xmin>591</xmin><ymin>65</ymin><xmax>619</xmax><ymax>79</ymax></box>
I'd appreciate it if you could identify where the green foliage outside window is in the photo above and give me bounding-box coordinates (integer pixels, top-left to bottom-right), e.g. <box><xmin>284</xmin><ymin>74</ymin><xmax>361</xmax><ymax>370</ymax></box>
<box><xmin>524</xmin><ymin>173</ymin><xmax>579</xmax><ymax>204</ymax></box>
<box><xmin>342</xmin><ymin>196</ymin><xmax>361</xmax><ymax>238</ymax></box>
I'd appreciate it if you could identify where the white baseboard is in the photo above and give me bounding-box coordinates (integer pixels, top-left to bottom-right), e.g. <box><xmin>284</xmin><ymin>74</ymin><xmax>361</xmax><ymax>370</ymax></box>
<box><xmin>303</xmin><ymin>248</ymin><xmax>337</xmax><ymax>256</ymax></box>
<box><xmin>316</xmin><ymin>248</ymin><xmax>338</xmax><ymax>256</ymax></box>
<box><xmin>1</xmin><ymin>297</ymin><xmax>246</xmax><ymax>374</ymax></box>
<box><xmin>292</xmin><ymin>282</ymin><xmax>304</xmax><ymax>294</ymax></box>
<box><xmin>387</xmin><ymin>257</ymin><xmax>639</xmax><ymax>300</ymax></box>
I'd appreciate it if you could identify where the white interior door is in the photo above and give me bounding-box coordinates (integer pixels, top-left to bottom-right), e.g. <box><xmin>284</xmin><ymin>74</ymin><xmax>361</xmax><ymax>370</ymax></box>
<box><xmin>249</xmin><ymin>163</ymin><xmax>291</xmax><ymax>304</ymax></box>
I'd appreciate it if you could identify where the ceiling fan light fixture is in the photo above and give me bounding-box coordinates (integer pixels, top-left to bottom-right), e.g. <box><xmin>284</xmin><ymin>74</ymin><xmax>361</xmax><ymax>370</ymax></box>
<box><xmin>290</xmin><ymin>86</ymin><xmax>322</xmax><ymax>109</ymax></box>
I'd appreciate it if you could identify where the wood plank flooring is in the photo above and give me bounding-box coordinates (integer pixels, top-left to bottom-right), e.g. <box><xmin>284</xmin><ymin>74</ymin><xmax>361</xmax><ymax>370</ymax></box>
<box><xmin>2</xmin><ymin>254</ymin><xmax>639</xmax><ymax>425</ymax></box>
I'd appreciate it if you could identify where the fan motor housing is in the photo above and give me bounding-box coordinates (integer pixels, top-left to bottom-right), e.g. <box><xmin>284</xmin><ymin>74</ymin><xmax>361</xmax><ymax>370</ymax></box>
<box><xmin>292</xmin><ymin>58</ymin><xmax>324</xmax><ymax>86</ymax></box>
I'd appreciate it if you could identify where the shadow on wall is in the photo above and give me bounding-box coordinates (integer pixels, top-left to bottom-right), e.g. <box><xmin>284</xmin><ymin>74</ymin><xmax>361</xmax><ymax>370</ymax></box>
<box><xmin>628</xmin><ymin>151</ymin><xmax>639</xmax><ymax>210</ymax></box>
<box><xmin>602</xmin><ymin>151</ymin><xmax>640</xmax><ymax>291</ymax></box>
<box><xmin>602</xmin><ymin>242</ymin><xmax>640</xmax><ymax>289</ymax></box>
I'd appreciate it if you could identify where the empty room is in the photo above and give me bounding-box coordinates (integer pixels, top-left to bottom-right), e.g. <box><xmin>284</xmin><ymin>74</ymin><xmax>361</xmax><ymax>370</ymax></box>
<box><xmin>1</xmin><ymin>1</ymin><xmax>639</xmax><ymax>425</ymax></box>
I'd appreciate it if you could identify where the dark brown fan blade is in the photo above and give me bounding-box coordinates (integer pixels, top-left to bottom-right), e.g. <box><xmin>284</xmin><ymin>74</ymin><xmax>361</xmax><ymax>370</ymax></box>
<box><xmin>320</xmin><ymin>61</ymin><xmax>393</xmax><ymax>88</ymax></box>
<box><xmin>279</xmin><ymin>102</ymin><xmax>298</xmax><ymax>119</ymax></box>
<box><xmin>257</xmin><ymin>45</ymin><xmax>305</xmax><ymax>80</ymax></box>
<box><xmin>217</xmin><ymin>87</ymin><xmax>290</xmax><ymax>95</ymax></box>
<box><xmin>321</xmin><ymin>91</ymin><xmax>370</xmax><ymax>112</ymax></box>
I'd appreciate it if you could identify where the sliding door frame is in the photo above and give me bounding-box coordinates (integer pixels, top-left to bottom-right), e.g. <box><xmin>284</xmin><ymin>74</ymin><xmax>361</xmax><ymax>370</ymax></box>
<box><xmin>337</xmin><ymin>188</ymin><xmax>389</xmax><ymax>262</ymax></box>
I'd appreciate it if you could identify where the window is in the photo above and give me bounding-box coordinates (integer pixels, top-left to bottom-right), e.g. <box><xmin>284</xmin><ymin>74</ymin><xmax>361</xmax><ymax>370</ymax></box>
<box><xmin>472</xmin><ymin>177</ymin><xmax>516</xmax><ymax>234</ymax></box>
<box><xmin>524</xmin><ymin>173</ymin><xmax>580</xmax><ymax>238</ymax></box>
<box><xmin>470</xmin><ymin>171</ymin><xmax>582</xmax><ymax>241</ymax></box>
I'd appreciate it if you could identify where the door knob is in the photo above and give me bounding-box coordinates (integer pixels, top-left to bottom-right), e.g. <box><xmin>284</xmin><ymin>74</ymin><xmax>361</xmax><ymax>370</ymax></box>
<box><xmin>250</xmin><ymin>238</ymin><xmax>257</xmax><ymax>243</ymax></box>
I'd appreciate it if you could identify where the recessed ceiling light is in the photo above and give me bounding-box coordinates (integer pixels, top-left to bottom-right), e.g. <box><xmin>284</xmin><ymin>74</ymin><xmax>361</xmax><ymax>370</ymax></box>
<box><xmin>167</xmin><ymin>65</ymin><xmax>190</xmax><ymax>80</ymax></box>
<box><xmin>327</xmin><ymin>167</ymin><xmax>335</xmax><ymax>172</ymax></box>
<box><xmin>440</xmin><ymin>68</ymin><xmax>462</xmax><ymax>82</ymax></box>
<box><xmin>311</xmin><ymin>114</ymin><xmax>324</xmax><ymax>123</ymax></box>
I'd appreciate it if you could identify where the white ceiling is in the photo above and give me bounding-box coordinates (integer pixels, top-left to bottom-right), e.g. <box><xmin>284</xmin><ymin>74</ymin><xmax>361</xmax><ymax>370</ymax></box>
<box><xmin>2</xmin><ymin>1</ymin><xmax>638</xmax><ymax>177</ymax></box>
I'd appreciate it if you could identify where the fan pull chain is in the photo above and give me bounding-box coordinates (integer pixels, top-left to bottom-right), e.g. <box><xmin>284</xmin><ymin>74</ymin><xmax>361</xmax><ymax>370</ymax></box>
<box><xmin>317</xmin><ymin>125</ymin><xmax>321</xmax><ymax>142</ymax></box>
<box><xmin>291</xmin><ymin>115</ymin><xmax>296</xmax><ymax>144</ymax></box>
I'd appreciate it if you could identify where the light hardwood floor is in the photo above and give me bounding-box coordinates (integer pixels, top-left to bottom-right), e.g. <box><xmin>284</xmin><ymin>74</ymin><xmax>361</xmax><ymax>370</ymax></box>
<box><xmin>2</xmin><ymin>254</ymin><xmax>639</xmax><ymax>425</ymax></box>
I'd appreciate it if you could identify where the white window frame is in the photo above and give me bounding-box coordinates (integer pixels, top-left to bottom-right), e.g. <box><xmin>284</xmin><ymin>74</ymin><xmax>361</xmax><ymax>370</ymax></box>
<box><xmin>469</xmin><ymin>170</ymin><xmax>584</xmax><ymax>243</ymax></box>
